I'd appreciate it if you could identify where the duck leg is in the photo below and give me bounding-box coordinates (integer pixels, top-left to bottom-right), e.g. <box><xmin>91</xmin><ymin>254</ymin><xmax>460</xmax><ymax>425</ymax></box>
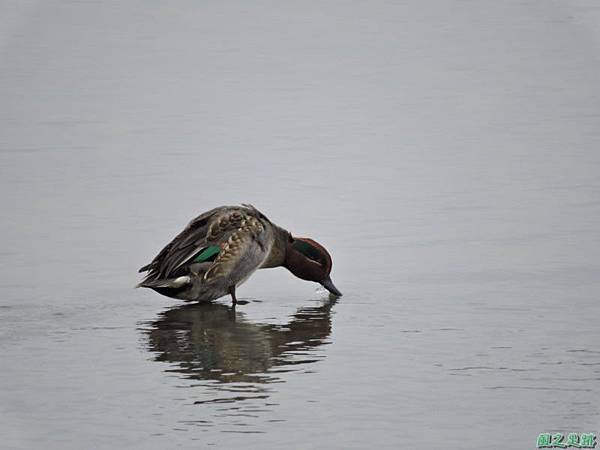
<box><xmin>228</xmin><ymin>285</ymin><xmax>237</xmax><ymax>306</ymax></box>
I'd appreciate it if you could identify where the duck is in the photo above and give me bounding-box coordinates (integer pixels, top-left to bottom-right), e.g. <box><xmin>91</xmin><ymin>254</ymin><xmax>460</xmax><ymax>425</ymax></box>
<box><xmin>137</xmin><ymin>204</ymin><xmax>341</xmax><ymax>304</ymax></box>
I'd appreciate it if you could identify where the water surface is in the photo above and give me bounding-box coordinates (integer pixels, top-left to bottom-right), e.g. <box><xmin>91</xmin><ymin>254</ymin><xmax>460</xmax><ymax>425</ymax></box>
<box><xmin>1</xmin><ymin>1</ymin><xmax>600</xmax><ymax>449</ymax></box>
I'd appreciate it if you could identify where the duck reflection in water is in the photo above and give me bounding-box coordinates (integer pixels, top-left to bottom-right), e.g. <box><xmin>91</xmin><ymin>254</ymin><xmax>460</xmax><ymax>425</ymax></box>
<box><xmin>144</xmin><ymin>297</ymin><xmax>338</xmax><ymax>384</ymax></box>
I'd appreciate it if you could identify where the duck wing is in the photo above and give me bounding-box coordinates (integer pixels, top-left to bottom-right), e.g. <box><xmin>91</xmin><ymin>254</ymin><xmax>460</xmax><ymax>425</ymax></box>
<box><xmin>139</xmin><ymin>205</ymin><xmax>271</xmax><ymax>283</ymax></box>
<box><xmin>203</xmin><ymin>214</ymin><xmax>269</xmax><ymax>284</ymax></box>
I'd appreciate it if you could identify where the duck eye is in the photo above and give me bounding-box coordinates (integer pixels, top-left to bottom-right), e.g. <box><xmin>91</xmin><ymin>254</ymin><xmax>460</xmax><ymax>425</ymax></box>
<box><xmin>292</xmin><ymin>240</ymin><xmax>323</xmax><ymax>264</ymax></box>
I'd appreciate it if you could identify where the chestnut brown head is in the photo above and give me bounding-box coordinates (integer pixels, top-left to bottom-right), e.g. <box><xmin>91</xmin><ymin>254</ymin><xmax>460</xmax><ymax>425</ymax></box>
<box><xmin>284</xmin><ymin>236</ymin><xmax>342</xmax><ymax>296</ymax></box>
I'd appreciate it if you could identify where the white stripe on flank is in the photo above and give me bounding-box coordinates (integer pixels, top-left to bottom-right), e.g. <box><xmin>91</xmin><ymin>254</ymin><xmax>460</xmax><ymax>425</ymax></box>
<box><xmin>172</xmin><ymin>276</ymin><xmax>191</xmax><ymax>287</ymax></box>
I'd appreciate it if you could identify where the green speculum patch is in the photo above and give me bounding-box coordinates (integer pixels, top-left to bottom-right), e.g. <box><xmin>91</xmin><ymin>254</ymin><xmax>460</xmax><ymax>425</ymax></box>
<box><xmin>191</xmin><ymin>245</ymin><xmax>220</xmax><ymax>263</ymax></box>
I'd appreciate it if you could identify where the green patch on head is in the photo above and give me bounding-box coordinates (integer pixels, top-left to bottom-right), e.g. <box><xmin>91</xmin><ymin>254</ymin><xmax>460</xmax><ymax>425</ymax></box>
<box><xmin>292</xmin><ymin>240</ymin><xmax>323</xmax><ymax>264</ymax></box>
<box><xmin>191</xmin><ymin>245</ymin><xmax>220</xmax><ymax>263</ymax></box>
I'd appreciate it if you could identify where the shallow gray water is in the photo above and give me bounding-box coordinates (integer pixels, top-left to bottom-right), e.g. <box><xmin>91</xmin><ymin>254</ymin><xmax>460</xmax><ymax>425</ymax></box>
<box><xmin>2</xmin><ymin>1</ymin><xmax>600</xmax><ymax>449</ymax></box>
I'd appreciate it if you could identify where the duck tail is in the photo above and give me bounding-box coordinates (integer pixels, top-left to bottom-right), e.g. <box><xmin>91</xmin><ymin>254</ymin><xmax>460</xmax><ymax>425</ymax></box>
<box><xmin>135</xmin><ymin>275</ymin><xmax>191</xmax><ymax>289</ymax></box>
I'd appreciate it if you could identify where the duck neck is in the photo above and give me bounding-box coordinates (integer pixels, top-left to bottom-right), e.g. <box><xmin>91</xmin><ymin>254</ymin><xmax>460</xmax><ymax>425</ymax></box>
<box><xmin>260</xmin><ymin>225</ymin><xmax>291</xmax><ymax>269</ymax></box>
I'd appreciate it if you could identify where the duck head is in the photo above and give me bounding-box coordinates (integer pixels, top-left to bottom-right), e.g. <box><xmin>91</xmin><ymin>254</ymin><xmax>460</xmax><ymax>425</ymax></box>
<box><xmin>284</xmin><ymin>236</ymin><xmax>342</xmax><ymax>296</ymax></box>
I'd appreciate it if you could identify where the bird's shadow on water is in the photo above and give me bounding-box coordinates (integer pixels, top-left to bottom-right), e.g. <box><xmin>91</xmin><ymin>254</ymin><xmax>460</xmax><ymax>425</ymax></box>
<box><xmin>139</xmin><ymin>296</ymin><xmax>338</xmax><ymax>410</ymax></box>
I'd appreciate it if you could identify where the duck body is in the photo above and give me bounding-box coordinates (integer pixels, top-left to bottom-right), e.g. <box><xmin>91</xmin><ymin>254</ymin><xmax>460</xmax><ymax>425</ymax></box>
<box><xmin>138</xmin><ymin>205</ymin><xmax>290</xmax><ymax>303</ymax></box>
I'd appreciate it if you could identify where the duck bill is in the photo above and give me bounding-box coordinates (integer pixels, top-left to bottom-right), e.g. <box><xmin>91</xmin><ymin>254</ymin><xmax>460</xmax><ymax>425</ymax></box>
<box><xmin>321</xmin><ymin>276</ymin><xmax>342</xmax><ymax>297</ymax></box>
